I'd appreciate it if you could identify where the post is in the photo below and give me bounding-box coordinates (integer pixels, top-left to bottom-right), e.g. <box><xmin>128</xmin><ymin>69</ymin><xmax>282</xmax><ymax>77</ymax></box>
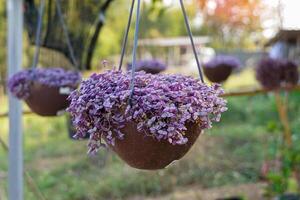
<box><xmin>7</xmin><ymin>0</ymin><xmax>23</xmax><ymax>200</ymax></box>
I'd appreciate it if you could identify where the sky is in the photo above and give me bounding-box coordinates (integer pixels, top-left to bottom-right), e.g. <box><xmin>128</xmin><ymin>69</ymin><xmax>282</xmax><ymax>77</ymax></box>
<box><xmin>280</xmin><ymin>0</ymin><xmax>300</xmax><ymax>29</ymax></box>
<box><xmin>262</xmin><ymin>0</ymin><xmax>300</xmax><ymax>38</ymax></box>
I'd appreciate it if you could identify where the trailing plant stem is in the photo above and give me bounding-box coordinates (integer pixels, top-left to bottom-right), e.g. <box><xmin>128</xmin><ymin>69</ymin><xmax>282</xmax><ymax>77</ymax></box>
<box><xmin>274</xmin><ymin>91</ymin><xmax>292</xmax><ymax>147</ymax></box>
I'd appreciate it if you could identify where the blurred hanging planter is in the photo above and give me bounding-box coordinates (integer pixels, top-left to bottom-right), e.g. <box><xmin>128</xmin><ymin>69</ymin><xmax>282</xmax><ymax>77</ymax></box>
<box><xmin>8</xmin><ymin>68</ymin><xmax>81</xmax><ymax>116</ymax></box>
<box><xmin>7</xmin><ymin>0</ymin><xmax>82</xmax><ymax>117</ymax></box>
<box><xmin>256</xmin><ymin>57</ymin><xmax>299</xmax><ymax>90</ymax></box>
<box><xmin>127</xmin><ymin>59</ymin><xmax>167</xmax><ymax>74</ymax></box>
<box><xmin>67</xmin><ymin>70</ymin><xmax>227</xmax><ymax>169</ymax></box>
<box><xmin>203</xmin><ymin>55</ymin><xmax>241</xmax><ymax>83</ymax></box>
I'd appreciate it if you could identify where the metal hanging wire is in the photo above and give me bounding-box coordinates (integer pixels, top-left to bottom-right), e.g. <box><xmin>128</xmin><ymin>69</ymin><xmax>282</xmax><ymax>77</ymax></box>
<box><xmin>55</xmin><ymin>0</ymin><xmax>79</xmax><ymax>69</ymax></box>
<box><xmin>179</xmin><ymin>0</ymin><xmax>204</xmax><ymax>83</ymax></box>
<box><xmin>32</xmin><ymin>0</ymin><xmax>46</xmax><ymax>69</ymax></box>
<box><xmin>128</xmin><ymin>0</ymin><xmax>142</xmax><ymax>105</ymax></box>
<box><xmin>118</xmin><ymin>0</ymin><xmax>205</xmax><ymax>103</ymax></box>
<box><xmin>118</xmin><ymin>0</ymin><xmax>136</xmax><ymax>71</ymax></box>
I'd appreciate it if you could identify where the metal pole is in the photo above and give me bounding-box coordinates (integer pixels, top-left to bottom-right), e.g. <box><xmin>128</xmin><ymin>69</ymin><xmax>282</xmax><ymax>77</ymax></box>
<box><xmin>7</xmin><ymin>0</ymin><xmax>23</xmax><ymax>200</ymax></box>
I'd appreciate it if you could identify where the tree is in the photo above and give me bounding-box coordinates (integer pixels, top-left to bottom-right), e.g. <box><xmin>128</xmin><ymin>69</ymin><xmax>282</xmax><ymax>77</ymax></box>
<box><xmin>197</xmin><ymin>0</ymin><xmax>264</xmax><ymax>49</ymax></box>
<box><xmin>24</xmin><ymin>0</ymin><xmax>115</xmax><ymax>70</ymax></box>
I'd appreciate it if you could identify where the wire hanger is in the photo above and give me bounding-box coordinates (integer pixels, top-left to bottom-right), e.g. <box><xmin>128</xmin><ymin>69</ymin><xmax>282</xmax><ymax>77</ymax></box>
<box><xmin>118</xmin><ymin>0</ymin><xmax>205</xmax><ymax>105</ymax></box>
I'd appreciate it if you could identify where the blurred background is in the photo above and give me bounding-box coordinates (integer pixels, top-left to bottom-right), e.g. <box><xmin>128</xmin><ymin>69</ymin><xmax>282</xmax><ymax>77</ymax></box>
<box><xmin>1</xmin><ymin>0</ymin><xmax>300</xmax><ymax>199</ymax></box>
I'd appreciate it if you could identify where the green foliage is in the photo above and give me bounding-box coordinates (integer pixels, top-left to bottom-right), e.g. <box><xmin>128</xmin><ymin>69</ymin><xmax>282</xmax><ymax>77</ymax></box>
<box><xmin>264</xmin><ymin>145</ymin><xmax>300</xmax><ymax>197</ymax></box>
<box><xmin>264</xmin><ymin>92</ymin><xmax>300</xmax><ymax>197</ymax></box>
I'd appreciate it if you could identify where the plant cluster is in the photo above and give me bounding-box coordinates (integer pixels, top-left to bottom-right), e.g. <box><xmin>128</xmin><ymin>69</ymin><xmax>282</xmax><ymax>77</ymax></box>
<box><xmin>8</xmin><ymin>68</ymin><xmax>81</xmax><ymax>99</ymax></box>
<box><xmin>67</xmin><ymin>70</ymin><xmax>227</xmax><ymax>154</ymax></box>
<box><xmin>256</xmin><ymin>58</ymin><xmax>299</xmax><ymax>89</ymax></box>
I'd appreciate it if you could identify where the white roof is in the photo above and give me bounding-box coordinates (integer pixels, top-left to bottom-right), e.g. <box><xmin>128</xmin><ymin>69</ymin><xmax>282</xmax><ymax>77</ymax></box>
<box><xmin>138</xmin><ymin>36</ymin><xmax>210</xmax><ymax>47</ymax></box>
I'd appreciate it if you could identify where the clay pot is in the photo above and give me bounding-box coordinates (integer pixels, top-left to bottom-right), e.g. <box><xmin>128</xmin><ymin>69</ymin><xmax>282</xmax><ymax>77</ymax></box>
<box><xmin>105</xmin><ymin>121</ymin><xmax>202</xmax><ymax>170</ymax></box>
<box><xmin>203</xmin><ymin>64</ymin><xmax>233</xmax><ymax>83</ymax></box>
<box><xmin>25</xmin><ymin>82</ymin><xmax>72</xmax><ymax>116</ymax></box>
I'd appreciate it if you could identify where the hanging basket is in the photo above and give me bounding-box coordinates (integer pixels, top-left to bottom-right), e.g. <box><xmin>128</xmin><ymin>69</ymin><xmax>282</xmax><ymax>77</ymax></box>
<box><xmin>256</xmin><ymin>57</ymin><xmax>299</xmax><ymax>90</ymax></box>
<box><xmin>67</xmin><ymin>0</ymin><xmax>227</xmax><ymax>170</ymax></box>
<box><xmin>8</xmin><ymin>68</ymin><xmax>81</xmax><ymax>116</ymax></box>
<box><xmin>203</xmin><ymin>65</ymin><xmax>233</xmax><ymax>83</ymax></box>
<box><xmin>67</xmin><ymin>70</ymin><xmax>227</xmax><ymax>170</ymax></box>
<box><xmin>203</xmin><ymin>56</ymin><xmax>241</xmax><ymax>83</ymax></box>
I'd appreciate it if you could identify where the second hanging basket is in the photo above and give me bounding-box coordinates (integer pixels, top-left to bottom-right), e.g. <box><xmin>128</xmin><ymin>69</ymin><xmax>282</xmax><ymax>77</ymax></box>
<box><xmin>8</xmin><ymin>68</ymin><xmax>81</xmax><ymax>116</ymax></box>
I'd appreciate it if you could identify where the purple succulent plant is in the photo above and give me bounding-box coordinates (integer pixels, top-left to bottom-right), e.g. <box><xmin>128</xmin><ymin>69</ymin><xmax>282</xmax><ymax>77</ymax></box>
<box><xmin>204</xmin><ymin>56</ymin><xmax>241</xmax><ymax>69</ymax></box>
<box><xmin>256</xmin><ymin>57</ymin><xmax>299</xmax><ymax>89</ymax></box>
<box><xmin>127</xmin><ymin>59</ymin><xmax>167</xmax><ymax>74</ymax></box>
<box><xmin>7</xmin><ymin>69</ymin><xmax>32</xmax><ymax>99</ymax></box>
<box><xmin>8</xmin><ymin>67</ymin><xmax>81</xmax><ymax>99</ymax></box>
<box><xmin>67</xmin><ymin>70</ymin><xmax>227</xmax><ymax>154</ymax></box>
<box><xmin>256</xmin><ymin>57</ymin><xmax>282</xmax><ymax>89</ymax></box>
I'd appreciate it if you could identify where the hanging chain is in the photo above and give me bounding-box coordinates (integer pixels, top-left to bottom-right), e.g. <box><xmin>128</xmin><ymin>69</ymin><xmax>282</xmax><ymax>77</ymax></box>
<box><xmin>32</xmin><ymin>0</ymin><xmax>46</xmax><ymax>69</ymax></box>
<box><xmin>128</xmin><ymin>0</ymin><xmax>141</xmax><ymax>105</ymax></box>
<box><xmin>179</xmin><ymin>0</ymin><xmax>204</xmax><ymax>83</ymax></box>
<box><xmin>118</xmin><ymin>0</ymin><xmax>136</xmax><ymax>70</ymax></box>
<box><xmin>55</xmin><ymin>0</ymin><xmax>79</xmax><ymax>69</ymax></box>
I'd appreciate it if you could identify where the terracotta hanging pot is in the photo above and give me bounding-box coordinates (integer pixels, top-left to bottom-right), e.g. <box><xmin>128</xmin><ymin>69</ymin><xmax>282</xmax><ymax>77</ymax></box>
<box><xmin>203</xmin><ymin>56</ymin><xmax>241</xmax><ymax>83</ymax></box>
<box><xmin>8</xmin><ymin>67</ymin><xmax>81</xmax><ymax>117</ymax></box>
<box><xmin>25</xmin><ymin>82</ymin><xmax>71</xmax><ymax>116</ymax></box>
<box><xmin>203</xmin><ymin>64</ymin><xmax>233</xmax><ymax>83</ymax></box>
<box><xmin>105</xmin><ymin>121</ymin><xmax>202</xmax><ymax>170</ymax></box>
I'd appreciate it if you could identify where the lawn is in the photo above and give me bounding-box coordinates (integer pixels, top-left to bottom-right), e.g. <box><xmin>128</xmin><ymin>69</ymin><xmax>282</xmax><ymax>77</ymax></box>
<box><xmin>1</xmin><ymin>69</ymin><xmax>300</xmax><ymax>200</ymax></box>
